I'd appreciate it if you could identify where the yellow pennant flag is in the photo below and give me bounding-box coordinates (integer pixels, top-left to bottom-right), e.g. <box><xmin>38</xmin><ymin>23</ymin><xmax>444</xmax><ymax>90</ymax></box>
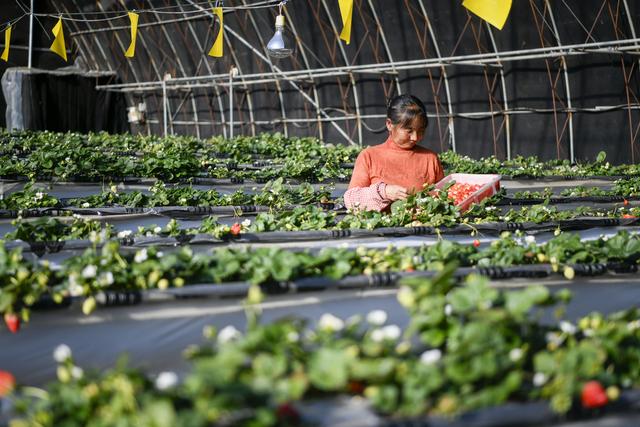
<box><xmin>463</xmin><ymin>0</ymin><xmax>512</xmax><ymax>30</ymax></box>
<box><xmin>50</xmin><ymin>18</ymin><xmax>67</xmax><ymax>61</ymax></box>
<box><xmin>1</xmin><ymin>24</ymin><xmax>11</xmax><ymax>62</ymax></box>
<box><xmin>208</xmin><ymin>7</ymin><xmax>223</xmax><ymax>57</ymax></box>
<box><xmin>338</xmin><ymin>0</ymin><xmax>353</xmax><ymax>44</ymax></box>
<box><xmin>125</xmin><ymin>12</ymin><xmax>139</xmax><ymax>58</ymax></box>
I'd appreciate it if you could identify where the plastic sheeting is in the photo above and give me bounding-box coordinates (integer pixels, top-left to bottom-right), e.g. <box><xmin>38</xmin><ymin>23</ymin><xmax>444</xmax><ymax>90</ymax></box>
<box><xmin>5</xmin><ymin>220</ymin><xmax>640</xmax><ymax>263</ymax></box>
<box><xmin>1</xmin><ymin>67</ymin><xmax>128</xmax><ymax>134</ymax></box>
<box><xmin>297</xmin><ymin>394</ymin><xmax>640</xmax><ymax>427</ymax></box>
<box><xmin>2</xmin><ymin>275</ymin><xmax>640</xmax><ymax>387</ymax></box>
<box><xmin>1</xmin><ymin>69</ymin><xmax>23</xmax><ymax>130</ymax></box>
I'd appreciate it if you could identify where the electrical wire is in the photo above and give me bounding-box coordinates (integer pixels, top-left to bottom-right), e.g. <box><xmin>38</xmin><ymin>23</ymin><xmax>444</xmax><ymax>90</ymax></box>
<box><xmin>27</xmin><ymin>0</ymin><xmax>285</xmax><ymax>22</ymax></box>
<box><xmin>0</xmin><ymin>13</ymin><xmax>27</xmax><ymax>32</ymax></box>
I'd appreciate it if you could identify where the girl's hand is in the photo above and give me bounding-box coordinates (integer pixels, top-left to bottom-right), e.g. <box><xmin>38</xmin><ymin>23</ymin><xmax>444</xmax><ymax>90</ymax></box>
<box><xmin>384</xmin><ymin>184</ymin><xmax>409</xmax><ymax>201</ymax></box>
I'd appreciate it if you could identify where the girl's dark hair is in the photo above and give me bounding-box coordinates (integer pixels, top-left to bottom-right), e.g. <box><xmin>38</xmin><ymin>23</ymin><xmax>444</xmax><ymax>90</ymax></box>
<box><xmin>386</xmin><ymin>94</ymin><xmax>428</xmax><ymax>129</ymax></box>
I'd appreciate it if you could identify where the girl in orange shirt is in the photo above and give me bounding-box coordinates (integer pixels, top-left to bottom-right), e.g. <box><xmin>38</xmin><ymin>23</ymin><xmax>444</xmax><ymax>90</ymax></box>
<box><xmin>344</xmin><ymin>94</ymin><xmax>444</xmax><ymax>211</ymax></box>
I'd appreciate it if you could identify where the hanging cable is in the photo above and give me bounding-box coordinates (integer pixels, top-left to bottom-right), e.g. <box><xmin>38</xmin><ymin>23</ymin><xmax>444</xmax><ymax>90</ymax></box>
<box><xmin>28</xmin><ymin>0</ymin><xmax>286</xmax><ymax>22</ymax></box>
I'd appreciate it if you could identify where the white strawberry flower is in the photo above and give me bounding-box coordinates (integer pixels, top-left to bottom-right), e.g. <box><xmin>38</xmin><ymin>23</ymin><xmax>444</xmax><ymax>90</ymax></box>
<box><xmin>370</xmin><ymin>328</ymin><xmax>385</xmax><ymax>343</ymax></box>
<box><xmin>533</xmin><ymin>372</ymin><xmax>548</xmax><ymax>387</ymax></box>
<box><xmin>98</xmin><ymin>271</ymin><xmax>114</xmax><ymax>287</ymax></box>
<box><xmin>35</xmin><ymin>192</ymin><xmax>44</xmax><ymax>200</ymax></box>
<box><xmin>444</xmin><ymin>304</ymin><xmax>453</xmax><ymax>316</ymax></box>
<box><xmin>525</xmin><ymin>235</ymin><xmax>536</xmax><ymax>244</ymax></box>
<box><xmin>155</xmin><ymin>371</ymin><xmax>178</xmax><ymax>390</ymax></box>
<box><xmin>420</xmin><ymin>349</ymin><xmax>442</xmax><ymax>365</ymax></box>
<box><xmin>366</xmin><ymin>309</ymin><xmax>387</xmax><ymax>326</ymax></box>
<box><xmin>559</xmin><ymin>321</ymin><xmax>577</xmax><ymax>335</ymax></box>
<box><xmin>153</xmin><ymin>226</ymin><xmax>162</xmax><ymax>234</ymax></box>
<box><xmin>318</xmin><ymin>313</ymin><xmax>344</xmax><ymax>332</ymax></box>
<box><xmin>509</xmin><ymin>348</ymin><xmax>523</xmax><ymax>362</ymax></box>
<box><xmin>382</xmin><ymin>324</ymin><xmax>401</xmax><ymax>341</ymax></box>
<box><xmin>81</xmin><ymin>265</ymin><xmax>97</xmax><ymax>279</ymax></box>
<box><xmin>117</xmin><ymin>230</ymin><xmax>132</xmax><ymax>238</ymax></box>
<box><xmin>217</xmin><ymin>325</ymin><xmax>242</xmax><ymax>343</ymax></box>
<box><xmin>134</xmin><ymin>249</ymin><xmax>148</xmax><ymax>263</ymax></box>
<box><xmin>71</xmin><ymin>366</ymin><xmax>84</xmax><ymax>379</ymax></box>
<box><xmin>242</xmin><ymin>218</ymin><xmax>251</xmax><ymax>227</ymax></box>
<box><xmin>68</xmin><ymin>274</ymin><xmax>84</xmax><ymax>297</ymax></box>
<box><xmin>545</xmin><ymin>332</ymin><xmax>564</xmax><ymax>347</ymax></box>
<box><xmin>627</xmin><ymin>320</ymin><xmax>640</xmax><ymax>331</ymax></box>
<box><xmin>53</xmin><ymin>344</ymin><xmax>72</xmax><ymax>362</ymax></box>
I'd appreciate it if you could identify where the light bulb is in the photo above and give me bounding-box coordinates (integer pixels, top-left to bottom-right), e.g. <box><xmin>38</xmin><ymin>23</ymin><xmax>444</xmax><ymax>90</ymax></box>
<box><xmin>267</xmin><ymin>15</ymin><xmax>293</xmax><ymax>59</ymax></box>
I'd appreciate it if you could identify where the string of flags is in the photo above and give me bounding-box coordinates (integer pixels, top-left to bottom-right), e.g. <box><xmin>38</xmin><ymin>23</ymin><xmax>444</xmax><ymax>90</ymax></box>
<box><xmin>0</xmin><ymin>1</ymin><xmax>513</xmax><ymax>63</ymax></box>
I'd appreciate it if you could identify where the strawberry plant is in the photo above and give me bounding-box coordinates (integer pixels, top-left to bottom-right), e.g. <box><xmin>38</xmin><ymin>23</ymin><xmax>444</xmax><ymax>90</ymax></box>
<box><xmin>11</xmin><ymin>268</ymin><xmax>640</xmax><ymax>425</ymax></box>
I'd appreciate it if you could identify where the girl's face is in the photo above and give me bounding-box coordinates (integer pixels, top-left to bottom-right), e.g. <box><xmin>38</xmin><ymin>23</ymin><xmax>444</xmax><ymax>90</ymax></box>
<box><xmin>386</xmin><ymin>117</ymin><xmax>426</xmax><ymax>149</ymax></box>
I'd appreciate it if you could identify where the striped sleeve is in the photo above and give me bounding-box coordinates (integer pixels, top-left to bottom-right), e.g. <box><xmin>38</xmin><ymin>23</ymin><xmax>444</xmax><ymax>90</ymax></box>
<box><xmin>344</xmin><ymin>182</ymin><xmax>390</xmax><ymax>212</ymax></box>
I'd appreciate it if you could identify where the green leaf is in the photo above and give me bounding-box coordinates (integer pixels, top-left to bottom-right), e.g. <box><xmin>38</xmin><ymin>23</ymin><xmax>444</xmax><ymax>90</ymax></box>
<box><xmin>308</xmin><ymin>348</ymin><xmax>349</xmax><ymax>391</ymax></box>
<box><xmin>505</xmin><ymin>286</ymin><xmax>550</xmax><ymax>318</ymax></box>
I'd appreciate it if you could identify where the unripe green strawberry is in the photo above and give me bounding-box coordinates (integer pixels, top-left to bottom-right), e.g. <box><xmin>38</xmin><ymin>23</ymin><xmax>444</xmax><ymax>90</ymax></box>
<box><xmin>82</xmin><ymin>296</ymin><xmax>96</xmax><ymax>315</ymax></box>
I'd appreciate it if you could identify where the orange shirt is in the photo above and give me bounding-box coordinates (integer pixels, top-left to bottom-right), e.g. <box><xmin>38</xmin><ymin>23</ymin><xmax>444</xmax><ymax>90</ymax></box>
<box><xmin>348</xmin><ymin>137</ymin><xmax>444</xmax><ymax>192</ymax></box>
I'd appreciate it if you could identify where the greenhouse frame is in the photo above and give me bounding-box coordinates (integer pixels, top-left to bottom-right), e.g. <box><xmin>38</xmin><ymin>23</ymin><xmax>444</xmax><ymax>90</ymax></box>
<box><xmin>3</xmin><ymin>1</ymin><xmax>640</xmax><ymax>427</ymax></box>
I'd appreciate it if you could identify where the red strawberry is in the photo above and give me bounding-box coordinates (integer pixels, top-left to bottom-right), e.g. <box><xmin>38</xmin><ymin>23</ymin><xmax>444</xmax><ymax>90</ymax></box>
<box><xmin>581</xmin><ymin>381</ymin><xmax>608</xmax><ymax>409</ymax></box>
<box><xmin>276</xmin><ymin>402</ymin><xmax>300</xmax><ymax>423</ymax></box>
<box><xmin>0</xmin><ymin>370</ymin><xmax>15</xmax><ymax>397</ymax></box>
<box><xmin>230</xmin><ymin>223</ymin><xmax>242</xmax><ymax>236</ymax></box>
<box><xmin>4</xmin><ymin>313</ymin><xmax>20</xmax><ymax>334</ymax></box>
<box><xmin>623</xmin><ymin>199</ymin><xmax>629</xmax><ymax>206</ymax></box>
<box><xmin>473</xmin><ymin>239</ymin><xmax>480</xmax><ymax>248</ymax></box>
<box><xmin>347</xmin><ymin>380</ymin><xmax>366</xmax><ymax>394</ymax></box>
<box><xmin>623</xmin><ymin>214</ymin><xmax>636</xmax><ymax>219</ymax></box>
